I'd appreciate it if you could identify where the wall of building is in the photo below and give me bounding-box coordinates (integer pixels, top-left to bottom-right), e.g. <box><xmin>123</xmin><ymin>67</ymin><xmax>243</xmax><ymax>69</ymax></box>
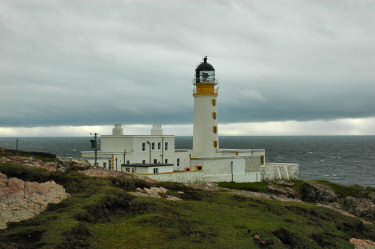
<box><xmin>174</xmin><ymin>150</ymin><xmax>191</xmax><ymax>171</ymax></box>
<box><xmin>261</xmin><ymin>163</ymin><xmax>299</xmax><ymax>181</ymax></box>
<box><xmin>101</xmin><ymin>136</ymin><xmax>133</xmax><ymax>153</ymax></box>
<box><xmin>193</xmin><ymin>94</ymin><xmax>218</xmax><ymax>157</ymax></box>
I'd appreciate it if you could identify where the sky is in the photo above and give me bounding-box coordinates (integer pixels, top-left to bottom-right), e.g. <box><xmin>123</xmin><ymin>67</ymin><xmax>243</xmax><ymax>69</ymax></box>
<box><xmin>0</xmin><ymin>0</ymin><xmax>374</xmax><ymax>136</ymax></box>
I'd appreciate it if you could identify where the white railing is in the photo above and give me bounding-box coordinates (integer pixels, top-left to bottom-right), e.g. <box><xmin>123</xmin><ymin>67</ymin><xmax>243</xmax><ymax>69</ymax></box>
<box><xmin>192</xmin><ymin>79</ymin><xmax>218</xmax><ymax>84</ymax></box>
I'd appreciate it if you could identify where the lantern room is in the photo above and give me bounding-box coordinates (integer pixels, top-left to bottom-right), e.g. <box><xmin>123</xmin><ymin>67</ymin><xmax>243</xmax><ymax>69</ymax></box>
<box><xmin>195</xmin><ymin>56</ymin><xmax>216</xmax><ymax>83</ymax></box>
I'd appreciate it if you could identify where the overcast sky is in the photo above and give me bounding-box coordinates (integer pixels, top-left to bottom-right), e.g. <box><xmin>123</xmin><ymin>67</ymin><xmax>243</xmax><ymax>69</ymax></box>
<box><xmin>0</xmin><ymin>0</ymin><xmax>374</xmax><ymax>136</ymax></box>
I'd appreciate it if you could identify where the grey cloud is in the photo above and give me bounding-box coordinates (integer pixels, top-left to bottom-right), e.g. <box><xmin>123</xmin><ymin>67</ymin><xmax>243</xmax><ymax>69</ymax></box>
<box><xmin>0</xmin><ymin>0</ymin><xmax>374</xmax><ymax>127</ymax></box>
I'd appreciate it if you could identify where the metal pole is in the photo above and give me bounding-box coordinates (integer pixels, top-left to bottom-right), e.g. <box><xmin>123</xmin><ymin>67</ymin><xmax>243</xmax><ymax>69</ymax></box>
<box><xmin>231</xmin><ymin>161</ymin><xmax>234</xmax><ymax>182</ymax></box>
<box><xmin>161</xmin><ymin>137</ymin><xmax>164</xmax><ymax>163</ymax></box>
<box><xmin>147</xmin><ymin>141</ymin><xmax>151</xmax><ymax>164</ymax></box>
<box><xmin>94</xmin><ymin>133</ymin><xmax>98</xmax><ymax>166</ymax></box>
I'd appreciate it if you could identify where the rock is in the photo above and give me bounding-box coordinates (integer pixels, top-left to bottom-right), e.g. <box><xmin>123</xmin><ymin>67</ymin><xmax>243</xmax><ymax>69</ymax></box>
<box><xmin>276</xmin><ymin>180</ymin><xmax>295</xmax><ymax>188</ymax></box>
<box><xmin>263</xmin><ymin>184</ymin><xmax>297</xmax><ymax>198</ymax></box>
<box><xmin>166</xmin><ymin>195</ymin><xmax>181</xmax><ymax>201</ymax></box>
<box><xmin>56</xmin><ymin>157</ymin><xmax>90</xmax><ymax>172</ymax></box>
<box><xmin>129</xmin><ymin>187</ymin><xmax>181</xmax><ymax>201</ymax></box>
<box><xmin>300</xmin><ymin>181</ymin><xmax>338</xmax><ymax>204</ymax></box>
<box><xmin>0</xmin><ymin>174</ymin><xmax>70</xmax><ymax>230</ymax></box>
<box><xmin>350</xmin><ymin>238</ymin><xmax>375</xmax><ymax>249</ymax></box>
<box><xmin>367</xmin><ymin>192</ymin><xmax>375</xmax><ymax>204</ymax></box>
<box><xmin>342</xmin><ymin>196</ymin><xmax>375</xmax><ymax>220</ymax></box>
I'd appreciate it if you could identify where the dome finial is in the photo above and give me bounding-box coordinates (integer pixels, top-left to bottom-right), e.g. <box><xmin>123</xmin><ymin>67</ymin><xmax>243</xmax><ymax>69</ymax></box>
<box><xmin>204</xmin><ymin>56</ymin><xmax>207</xmax><ymax>63</ymax></box>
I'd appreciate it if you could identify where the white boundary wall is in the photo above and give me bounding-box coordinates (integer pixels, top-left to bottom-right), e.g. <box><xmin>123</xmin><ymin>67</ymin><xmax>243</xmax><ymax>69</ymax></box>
<box><xmin>261</xmin><ymin>163</ymin><xmax>299</xmax><ymax>181</ymax></box>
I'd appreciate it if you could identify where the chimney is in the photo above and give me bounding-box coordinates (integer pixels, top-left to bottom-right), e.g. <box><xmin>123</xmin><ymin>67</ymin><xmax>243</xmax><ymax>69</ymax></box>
<box><xmin>112</xmin><ymin>124</ymin><xmax>123</xmax><ymax>136</ymax></box>
<box><xmin>151</xmin><ymin>124</ymin><xmax>163</xmax><ymax>135</ymax></box>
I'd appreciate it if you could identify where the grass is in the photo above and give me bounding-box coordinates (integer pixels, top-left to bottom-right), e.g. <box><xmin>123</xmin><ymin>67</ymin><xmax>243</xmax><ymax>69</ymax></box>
<box><xmin>316</xmin><ymin>180</ymin><xmax>375</xmax><ymax>198</ymax></box>
<box><xmin>1</xmin><ymin>162</ymin><xmax>375</xmax><ymax>248</ymax></box>
<box><xmin>218</xmin><ymin>182</ymin><xmax>268</xmax><ymax>192</ymax></box>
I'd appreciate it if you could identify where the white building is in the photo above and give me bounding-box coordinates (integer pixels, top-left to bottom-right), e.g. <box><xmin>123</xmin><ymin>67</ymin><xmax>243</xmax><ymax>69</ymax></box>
<box><xmin>81</xmin><ymin>57</ymin><xmax>298</xmax><ymax>183</ymax></box>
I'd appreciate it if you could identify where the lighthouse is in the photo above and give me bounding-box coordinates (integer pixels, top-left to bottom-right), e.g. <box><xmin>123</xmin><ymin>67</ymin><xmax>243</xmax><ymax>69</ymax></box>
<box><xmin>192</xmin><ymin>56</ymin><xmax>219</xmax><ymax>157</ymax></box>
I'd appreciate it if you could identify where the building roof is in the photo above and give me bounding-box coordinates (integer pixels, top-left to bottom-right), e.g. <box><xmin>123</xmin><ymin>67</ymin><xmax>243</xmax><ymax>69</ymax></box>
<box><xmin>195</xmin><ymin>56</ymin><xmax>215</xmax><ymax>72</ymax></box>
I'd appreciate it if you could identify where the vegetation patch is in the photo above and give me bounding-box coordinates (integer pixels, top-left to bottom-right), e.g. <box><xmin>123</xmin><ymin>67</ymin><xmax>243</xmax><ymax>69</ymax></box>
<box><xmin>1</xmin><ymin>159</ymin><xmax>375</xmax><ymax>248</ymax></box>
<box><xmin>218</xmin><ymin>181</ymin><xmax>268</xmax><ymax>192</ymax></box>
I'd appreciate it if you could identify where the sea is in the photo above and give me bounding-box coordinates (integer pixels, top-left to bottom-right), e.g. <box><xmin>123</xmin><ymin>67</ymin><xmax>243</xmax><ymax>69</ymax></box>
<box><xmin>0</xmin><ymin>136</ymin><xmax>374</xmax><ymax>187</ymax></box>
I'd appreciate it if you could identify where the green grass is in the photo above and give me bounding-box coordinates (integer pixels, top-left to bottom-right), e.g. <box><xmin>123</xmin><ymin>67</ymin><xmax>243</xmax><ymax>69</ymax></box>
<box><xmin>1</xmin><ymin>163</ymin><xmax>375</xmax><ymax>248</ymax></box>
<box><xmin>316</xmin><ymin>180</ymin><xmax>375</xmax><ymax>198</ymax></box>
<box><xmin>218</xmin><ymin>182</ymin><xmax>268</xmax><ymax>192</ymax></box>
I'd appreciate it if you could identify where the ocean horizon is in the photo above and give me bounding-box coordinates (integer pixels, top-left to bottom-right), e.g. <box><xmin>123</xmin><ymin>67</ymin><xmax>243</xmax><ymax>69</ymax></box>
<box><xmin>0</xmin><ymin>135</ymin><xmax>374</xmax><ymax>187</ymax></box>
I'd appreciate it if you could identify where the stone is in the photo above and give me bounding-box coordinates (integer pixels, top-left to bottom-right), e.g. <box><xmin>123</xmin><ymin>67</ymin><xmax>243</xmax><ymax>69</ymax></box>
<box><xmin>349</xmin><ymin>238</ymin><xmax>375</xmax><ymax>249</ymax></box>
<box><xmin>0</xmin><ymin>174</ymin><xmax>70</xmax><ymax>230</ymax></box>
<box><xmin>367</xmin><ymin>192</ymin><xmax>375</xmax><ymax>204</ymax></box>
<box><xmin>56</xmin><ymin>157</ymin><xmax>90</xmax><ymax>172</ymax></box>
<box><xmin>300</xmin><ymin>181</ymin><xmax>338</xmax><ymax>204</ymax></box>
<box><xmin>342</xmin><ymin>197</ymin><xmax>375</xmax><ymax>220</ymax></box>
<box><xmin>264</xmin><ymin>184</ymin><xmax>297</xmax><ymax>198</ymax></box>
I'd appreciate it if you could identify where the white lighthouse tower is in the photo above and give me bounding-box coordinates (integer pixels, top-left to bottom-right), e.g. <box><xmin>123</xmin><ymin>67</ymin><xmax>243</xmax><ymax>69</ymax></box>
<box><xmin>192</xmin><ymin>56</ymin><xmax>219</xmax><ymax>157</ymax></box>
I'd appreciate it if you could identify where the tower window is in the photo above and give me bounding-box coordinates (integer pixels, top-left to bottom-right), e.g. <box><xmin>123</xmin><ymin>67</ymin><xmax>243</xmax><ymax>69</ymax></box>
<box><xmin>212</xmin><ymin>112</ymin><xmax>217</xmax><ymax>119</ymax></box>
<box><xmin>213</xmin><ymin>140</ymin><xmax>218</xmax><ymax>148</ymax></box>
<box><xmin>153</xmin><ymin>168</ymin><xmax>159</xmax><ymax>174</ymax></box>
<box><xmin>154</xmin><ymin>159</ymin><xmax>157</xmax><ymax>164</ymax></box>
<box><xmin>165</xmin><ymin>159</ymin><xmax>168</xmax><ymax>164</ymax></box>
<box><xmin>142</xmin><ymin>160</ymin><xmax>146</xmax><ymax>164</ymax></box>
<box><xmin>177</xmin><ymin>158</ymin><xmax>180</xmax><ymax>166</ymax></box>
<box><xmin>151</xmin><ymin>142</ymin><xmax>155</xmax><ymax>150</ymax></box>
<box><xmin>158</xmin><ymin>142</ymin><xmax>161</xmax><ymax>150</ymax></box>
<box><xmin>165</xmin><ymin>142</ymin><xmax>168</xmax><ymax>151</ymax></box>
<box><xmin>142</xmin><ymin>142</ymin><xmax>146</xmax><ymax>151</ymax></box>
<box><xmin>211</xmin><ymin>99</ymin><xmax>216</xmax><ymax>106</ymax></box>
<box><xmin>212</xmin><ymin>126</ymin><xmax>217</xmax><ymax>134</ymax></box>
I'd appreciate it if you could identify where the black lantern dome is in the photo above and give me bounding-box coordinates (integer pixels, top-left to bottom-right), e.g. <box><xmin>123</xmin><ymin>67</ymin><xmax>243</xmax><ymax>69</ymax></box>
<box><xmin>195</xmin><ymin>56</ymin><xmax>215</xmax><ymax>83</ymax></box>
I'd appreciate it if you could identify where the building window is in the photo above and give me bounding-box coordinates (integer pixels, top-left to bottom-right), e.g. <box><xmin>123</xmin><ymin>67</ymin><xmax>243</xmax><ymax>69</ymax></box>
<box><xmin>151</xmin><ymin>142</ymin><xmax>155</xmax><ymax>150</ymax></box>
<box><xmin>177</xmin><ymin>158</ymin><xmax>180</xmax><ymax>166</ymax></box>
<box><xmin>132</xmin><ymin>168</ymin><xmax>136</xmax><ymax>173</ymax></box>
<box><xmin>154</xmin><ymin>159</ymin><xmax>157</xmax><ymax>164</ymax></box>
<box><xmin>103</xmin><ymin>162</ymin><xmax>106</xmax><ymax>169</ymax></box>
<box><xmin>109</xmin><ymin>160</ymin><xmax>112</xmax><ymax>170</ymax></box>
<box><xmin>165</xmin><ymin>142</ymin><xmax>168</xmax><ymax>151</ymax></box>
<box><xmin>142</xmin><ymin>160</ymin><xmax>146</xmax><ymax>164</ymax></box>
<box><xmin>158</xmin><ymin>142</ymin><xmax>161</xmax><ymax>150</ymax></box>
<box><xmin>211</xmin><ymin>99</ymin><xmax>216</xmax><ymax>106</ymax></box>
<box><xmin>212</xmin><ymin>112</ymin><xmax>217</xmax><ymax>119</ymax></box>
<box><xmin>213</xmin><ymin>140</ymin><xmax>218</xmax><ymax>148</ymax></box>
<box><xmin>197</xmin><ymin>166</ymin><xmax>203</xmax><ymax>171</ymax></box>
<box><xmin>261</xmin><ymin>155</ymin><xmax>265</xmax><ymax>165</ymax></box>
<box><xmin>212</xmin><ymin>126</ymin><xmax>217</xmax><ymax>134</ymax></box>
<box><xmin>126</xmin><ymin>160</ymin><xmax>130</xmax><ymax>164</ymax></box>
<box><xmin>142</xmin><ymin>142</ymin><xmax>146</xmax><ymax>151</ymax></box>
<box><xmin>126</xmin><ymin>168</ymin><xmax>130</xmax><ymax>172</ymax></box>
<box><xmin>165</xmin><ymin>159</ymin><xmax>168</xmax><ymax>164</ymax></box>
<box><xmin>153</xmin><ymin>168</ymin><xmax>159</xmax><ymax>174</ymax></box>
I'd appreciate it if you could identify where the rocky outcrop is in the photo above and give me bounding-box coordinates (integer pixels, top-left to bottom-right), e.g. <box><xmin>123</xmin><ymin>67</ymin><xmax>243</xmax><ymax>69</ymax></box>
<box><xmin>0</xmin><ymin>155</ymin><xmax>57</xmax><ymax>172</ymax></box>
<box><xmin>263</xmin><ymin>181</ymin><xmax>298</xmax><ymax>198</ymax></box>
<box><xmin>300</xmin><ymin>181</ymin><xmax>338</xmax><ymax>204</ymax></box>
<box><xmin>0</xmin><ymin>173</ymin><xmax>70</xmax><ymax>230</ymax></box>
<box><xmin>349</xmin><ymin>238</ymin><xmax>375</xmax><ymax>249</ymax></box>
<box><xmin>129</xmin><ymin>187</ymin><xmax>181</xmax><ymax>201</ymax></box>
<box><xmin>56</xmin><ymin>157</ymin><xmax>91</xmax><ymax>172</ymax></box>
<box><xmin>342</xmin><ymin>197</ymin><xmax>375</xmax><ymax>220</ymax></box>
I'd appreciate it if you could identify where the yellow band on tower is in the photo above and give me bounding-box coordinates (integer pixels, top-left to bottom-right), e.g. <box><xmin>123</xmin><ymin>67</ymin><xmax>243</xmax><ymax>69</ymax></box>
<box><xmin>193</xmin><ymin>84</ymin><xmax>217</xmax><ymax>96</ymax></box>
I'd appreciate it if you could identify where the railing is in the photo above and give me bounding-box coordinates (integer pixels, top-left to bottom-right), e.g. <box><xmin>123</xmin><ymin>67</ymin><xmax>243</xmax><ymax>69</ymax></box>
<box><xmin>192</xmin><ymin>79</ymin><xmax>218</xmax><ymax>85</ymax></box>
